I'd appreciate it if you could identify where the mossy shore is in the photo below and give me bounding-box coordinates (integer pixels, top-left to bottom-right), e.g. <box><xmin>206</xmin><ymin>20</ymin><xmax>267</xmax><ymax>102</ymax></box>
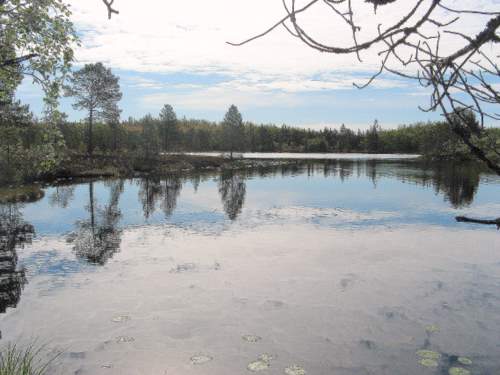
<box><xmin>0</xmin><ymin>153</ymin><xmax>303</xmax><ymax>194</ymax></box>
<box><xmin>50</xmin><ymin>153</ymin><xmax>300</xmax><ymax>179</ymax></box>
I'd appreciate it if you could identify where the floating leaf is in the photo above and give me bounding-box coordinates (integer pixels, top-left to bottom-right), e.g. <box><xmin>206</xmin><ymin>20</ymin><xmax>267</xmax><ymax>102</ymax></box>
<box><xmin>171</xmin><ymin>263</ymin><xmax>197</xmax><ymax>273</ymax></box>
<box><xmin>449</xmin><ymin>367</ymin><xmax>471</xmax><ymax>375</ymax></box>
<box><xmin>242</xmin><ymin>335</ymin><xmax>262</xmax><ymax>343</ymax></box>
<box><xmin>247</xmin><ymin>360</ymin><xmax>270</xmax><ymax>372</ymax></box>
<box><xmin>115</xmin><ymin>336</ymin><xmax>135</xmax><ymax>343</ymax></box>
<box><xmin>457</xmin><ymin>357</ymin><xmax>472</xmax><ymax>366</ymax></box>
<box><xmin>284</xmin><ymin>365</ymin><xmax>306</xmax><ymax>375</ymax></box>
<box><xmin>190</xmin><ymin>354</ymin><xmax>213</xmax><ymax>365</ymax></box>
<box><xmin>419</xmin><ymin>358</ymin><xmax>439</xmax><ymax>368</ymax></box>
<box><xmin>425</xmin><ymin>325</ymin><xmax>440</xmax><ymax>333</ymax></box>
<box><xmin>111</xmin><ymin>315</ymin><xmax>130</xmax><ymax>323</ymax></box>
<box><xmin>259</xmin><ymin>353</ymin><xmax>276</xmax><ymax>363</ymax></box>
<box><xmin>417</xmin><ymin>350</ymin><xmax>441</xmax><ymax>360</ymax></box>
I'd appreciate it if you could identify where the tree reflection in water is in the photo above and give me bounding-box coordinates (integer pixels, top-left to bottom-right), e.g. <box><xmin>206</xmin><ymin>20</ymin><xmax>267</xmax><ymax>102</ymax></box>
<box><xmin>218</xmin><ymin>170</ymin><xmax>247</xmax><ymax>221</ymax></box>
<box><xmin>137</xmin><ymin>175</ymin><xmax>184</xmax><ymax>220</ymax></box>
<box><xmin>138</xmin><ymin>177</ymin><xmax>162</xmax><ymax>220</ymax></box>
<box><xmin>0</xmin><ymin>204</ymin><xmax>33</xmax><ymax>338</ymax></box>
<box><xmin>49</xmin><ymin>185</ymin><xmax>76</xmax><ymax>208</ymax></box>
<box><xmin>73</xmin><ymin>181</ymin><xmax>124</xmax><ymax>265</ymax></box>
<box><xmin>161</xmin><ymin>175</ymin><xmax>183</xmax><ymax>218</ymax></box>
<box><xmin>316</xmin><ymin>160</ymin><xmax>482</xmax><ymax>209</ymax></box>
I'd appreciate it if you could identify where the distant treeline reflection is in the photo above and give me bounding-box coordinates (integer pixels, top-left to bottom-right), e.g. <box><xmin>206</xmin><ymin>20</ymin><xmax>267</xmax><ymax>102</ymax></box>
<box><xmin>0</xmin><ymin>160</ymin><xmax>489</xmax><ymax>322</ymax></box>
<box><xmin>0</xmin><ymin>159</ymin><xmax>486</xmax><ymax>274</ymax></box>
<box><xmin>47</xmin><ymin>160</ymin><xmax>484</xmax><ymax>226</ymax></box>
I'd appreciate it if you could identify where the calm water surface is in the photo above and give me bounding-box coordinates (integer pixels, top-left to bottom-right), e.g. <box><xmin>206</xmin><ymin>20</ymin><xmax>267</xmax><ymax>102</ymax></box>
<box><xmin>181</xmin><ymin>152</ymin><xmax>421</xmax><ymax>160</ymax></box>
<box><xmin>1</xmin><ymin>159</ymin><xmax>499</xmax><ymax>375</ymax></box>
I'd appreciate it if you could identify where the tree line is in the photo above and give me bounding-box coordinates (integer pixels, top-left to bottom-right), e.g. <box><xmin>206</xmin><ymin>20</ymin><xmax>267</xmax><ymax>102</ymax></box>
<box><xmin>57</xmin><ymin>111</ymin><xmax>500</xmax><ymax>157</ymax></box>
<box><xmin>1</xmin><ymin>61</ymin><xmax>499</xmax><ymax>186</ymax></box>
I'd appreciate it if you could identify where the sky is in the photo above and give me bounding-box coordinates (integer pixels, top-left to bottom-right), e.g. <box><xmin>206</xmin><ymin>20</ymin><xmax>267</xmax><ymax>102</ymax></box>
<box><xmin>16</xmin><ymin>0</ymin><xmax>500</xmax><ymax>130</ymax></box>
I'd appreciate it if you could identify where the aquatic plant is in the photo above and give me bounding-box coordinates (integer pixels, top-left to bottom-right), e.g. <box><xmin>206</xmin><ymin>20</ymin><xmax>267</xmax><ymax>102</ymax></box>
<box><xmin>416</xmin><ymin>350</ymin><xmax>441</xmax><ymax>360</ymax></box>
<box><xmin>247</xmin><ymin>360</ymin><xmax>269</xmax><ymax>372</ymax></box>
<box><xmin>111</xmin><ymin>315</ymin><xmax>130</xmax><ymax>323</ymax></box>
<box><xmin>258</xmin><ymin>354</ymin><xmax>276</xmax><ymax>362</ymax></box>
<box><xmin>247</xmin><ymin>353</ymin><xmax>276</xmax><ymax>372</ymax></box>
<box><xmin>0</xmin><ymin>342</ymin><xmax>59</xmax><ymax>375</ymax></box>
<box><xmin>457</xmin><ymin>357</ymin><xmax>472</xmax><ymax>366</ymax></box>
<box><xmin>425</xmin><ymin>325</ymin><xmax>440</xmax><ymax>334</ymax></box>
<box><xmin>449</xmin><ymin>367</ymin><xmax>471</xmax><ymax>375</ymax></box>
<box><xmin>115</xmin><ymin>336</ymin><xmax>135</xmax><ymax>343</ymax></box>
<box><xmin>419</xmin><ymin>358</ymin><xmax>439</xmax><ymax>368</ymax></box>
<box><xmin>284</xmin><ymin>364</ymin><xmax>307</xmax><ymax>375</ymax></box>
<box><xmin>242</xmin><ymin>335</ymin><xmax>262</xmax><ymax>343</ymax></box>
<box><xmin>190</xmin><ymin>354</ymin><xmax>213</xmax><ymax>365</ymax></box>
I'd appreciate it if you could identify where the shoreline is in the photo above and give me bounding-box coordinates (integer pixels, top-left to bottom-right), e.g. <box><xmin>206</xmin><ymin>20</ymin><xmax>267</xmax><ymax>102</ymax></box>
<box><xmin>0</xmin><ymin>152</ymin><xmax>483</xmax><ymax>201</ymax></box>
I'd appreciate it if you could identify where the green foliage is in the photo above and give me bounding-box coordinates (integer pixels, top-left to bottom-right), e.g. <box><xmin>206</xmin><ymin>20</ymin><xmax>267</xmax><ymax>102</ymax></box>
<box><xmin>222</xmin><ymin>105</ymin><xmax>245</xmax><ymax>158</ymax></box>
<box><xmin>0</xmin><ymin>342</ymin><xmax>59</xmax><ymax>375</ymax></box>
<box><xmin>0</xmin><ymin>0</ymin><xmax>77</xmax><ymax>104</ymax></box>
<box><xmin>0</xmin><ymin>101</ymin><xmax>65</xmax><ymax>185</ymax></box>
<box><xmin>159</xmin><ymin>104</ymin><xmax>178</xmax><ymax>152</ymax></box>
<box><xmin>64</xmin><ymin>62</ymin><xmax>122</xmax><ymax>155</ymax></box>
<box><xmin>50</xmin><ymin>114</ymin><xmax>499</xmax><ymax>161</ymax></box>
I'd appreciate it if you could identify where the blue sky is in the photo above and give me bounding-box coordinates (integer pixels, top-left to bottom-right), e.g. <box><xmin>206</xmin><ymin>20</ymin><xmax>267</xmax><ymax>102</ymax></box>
<box><xmin>16</xmin><ymin>0</ymin><xmax>499</xmax><ymax>130</ymax></box>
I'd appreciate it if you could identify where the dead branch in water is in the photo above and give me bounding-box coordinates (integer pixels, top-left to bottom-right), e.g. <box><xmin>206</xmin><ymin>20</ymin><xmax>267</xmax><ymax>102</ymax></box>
<box><xmin>456</xmin><ymin>216</ymin><xmax>500</xmax><ymax>229</ymax></box>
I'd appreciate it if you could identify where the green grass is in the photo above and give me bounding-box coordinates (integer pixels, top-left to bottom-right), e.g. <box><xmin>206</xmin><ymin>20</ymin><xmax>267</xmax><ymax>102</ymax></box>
<box><xmin>0</xmin><ymin>343</ymin><xmax>60</xmax><ymax>375</ymax></box>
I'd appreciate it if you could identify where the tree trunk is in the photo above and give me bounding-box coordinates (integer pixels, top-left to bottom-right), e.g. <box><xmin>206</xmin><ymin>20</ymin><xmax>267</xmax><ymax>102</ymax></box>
<box><xmin>89</xmin><ymin>182</ymin><xmax>95</xmax><ymax>231</ymax></box>
<box><xmin>88</xmin><ymin>108</ymin><xmax>94</xmax><ymax>156</ymax></box>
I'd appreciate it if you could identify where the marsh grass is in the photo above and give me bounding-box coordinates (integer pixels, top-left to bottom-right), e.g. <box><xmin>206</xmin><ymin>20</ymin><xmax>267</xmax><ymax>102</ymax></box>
<box><xmin>0</xmin><ymin>342</ymin><xmax>60</xmax><ymax>375</ymax></box>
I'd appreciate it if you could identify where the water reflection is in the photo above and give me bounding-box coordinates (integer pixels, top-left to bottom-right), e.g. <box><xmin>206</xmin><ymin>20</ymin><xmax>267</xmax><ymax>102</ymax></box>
<box><xmin>161</xmin><ymin>175</ymin><xmax>183</xmax><ymax>218</ymax></box>
<box><xmin>0</xmin><ymin>159</ymin><xmax>498</xmax><ymax>371</ymax></box>
<box><xmin>72</xmin><ymin>181</ymin><xmax>123</xmax><ymax>265</ymax></box>
<box><xmin>49</xmin><ymin>185</ymin><xmax>76</xmax><ymax>208</ymax></box>
<box><xmin>316</xmin><ymin>160</ymin><xmax>483</xmax><ymax>208</ymax></box>
<box><xmin>138</xmin><ymin>178</ymin><xmax>163</xmax><ymax>220</ymax></box>
<box><xmin>0</xmin><ymin>204</ymin><xmax>33</xmax><ymax>337</ymax></box>
<box><xmin>218</xmin><ymin>170</ymin><xmax>247</xmax><ymax>221</ymax></box>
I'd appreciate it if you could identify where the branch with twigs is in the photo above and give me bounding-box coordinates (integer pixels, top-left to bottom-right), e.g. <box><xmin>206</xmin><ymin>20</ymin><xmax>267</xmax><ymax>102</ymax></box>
<box><xmin>102</xmin><ymin>0</ymin><xmax>119</xmax><ymax>19</ymax></box>
<box><xmin>227</xmin><ymin>0</ymin><xmax>500</xmax><ymax>176</ymax></box>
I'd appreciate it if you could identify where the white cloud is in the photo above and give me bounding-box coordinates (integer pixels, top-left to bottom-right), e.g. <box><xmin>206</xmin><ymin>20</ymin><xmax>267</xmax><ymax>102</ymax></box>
<box><xmin>59</xmin><ymin>0</ymin><xmax>499</xmax><ymax>115</ymax></box>
<box><xmin>68</xmin><ymin>0</ymin><xmax>497</xmax><ymax>75</ymax></box>
<box><xmin>141</xmin><ymin>84</ymin><xmax>302</xmax><ymax>111</ymax></box>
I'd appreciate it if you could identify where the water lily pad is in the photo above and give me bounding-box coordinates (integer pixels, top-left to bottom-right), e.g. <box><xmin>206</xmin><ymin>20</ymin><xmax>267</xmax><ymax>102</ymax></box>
<box><xmin>111</xmin><ymin>315</ymin><xmax>130</xmax><ymax>323</ymax></box>
<box><xmin>115</xmin><ymin>336</ymin><xmax>135</xmax><ymax>343</ymax></box>
<box><xmin>190</xmin><ymin>354</ymin><xmax>213</xmax><ymax>365</ymax></box>
<box><xmin>284</xmin><ymin>365</ymin><xmax>306</xmax><ymax>375</ymax></box>
<box><xmin>449</xmin><ymin>367</ymin><xmax>471</xmax><ymax>375</ymax></box>
<box><xmin>425</xmin><ymin>324</ymin><xmax>440</xmax><ymax>333</ymax></box>
<box><xmin>457</xmin><ymin>357</ymin><xmax>472</xmax><ymax>365</ymax></box>
<box><xmin>171</xmin><ymin>263</ymin><xmax>197</xmax><ymax>273</ymax></box>
<box><xmin>417</xmin><ymin>350</ymin><xmax>441</xmax><ymax>360</ymax></box>
<box><xmin>419</xmin><ymin>358</ymin><xmax>439</xmax><ymax>368</ymax></box>
<box><xmin>259</xmin><ymin>353</ymin><xmax>276</xmax><ymax>363</ymax></box>
<box><xmin>242</xmin><ymin>334</ymin><xmax>262</xmax><ymax>343</ymax></box>
<box><xmin>247</xmin><ymin>360</ymin><xmax>269</xmax><ymax>372</ymax></box>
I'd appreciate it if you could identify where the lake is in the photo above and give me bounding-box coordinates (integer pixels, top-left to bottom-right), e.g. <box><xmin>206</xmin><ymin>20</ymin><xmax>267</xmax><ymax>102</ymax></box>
<box><xmin>1</xmin><ymin>158</ymin><xmax>499</xmax><ymax>375</ymax></box>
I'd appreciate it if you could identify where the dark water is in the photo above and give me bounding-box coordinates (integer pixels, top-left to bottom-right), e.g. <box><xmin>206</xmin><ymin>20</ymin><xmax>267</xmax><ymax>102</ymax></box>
<box><xmin>0</xmin><ymin>159</ymin><xmax>499</xmax><ymax>375</ymax></box>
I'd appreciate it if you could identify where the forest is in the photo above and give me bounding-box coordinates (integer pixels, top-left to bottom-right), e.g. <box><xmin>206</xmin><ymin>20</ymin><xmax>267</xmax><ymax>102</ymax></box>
<box><xmin>1</xmin><ymin>90</ymin><xmax>500</xmax><ymax>187</ymax></box>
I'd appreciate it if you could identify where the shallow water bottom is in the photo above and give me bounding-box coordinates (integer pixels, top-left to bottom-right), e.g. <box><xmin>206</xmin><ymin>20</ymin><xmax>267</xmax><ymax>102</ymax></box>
<box><xmin>3</xmin><ymin>223</ymin><xmax>500</xmax><ymax>375</ymax></box>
